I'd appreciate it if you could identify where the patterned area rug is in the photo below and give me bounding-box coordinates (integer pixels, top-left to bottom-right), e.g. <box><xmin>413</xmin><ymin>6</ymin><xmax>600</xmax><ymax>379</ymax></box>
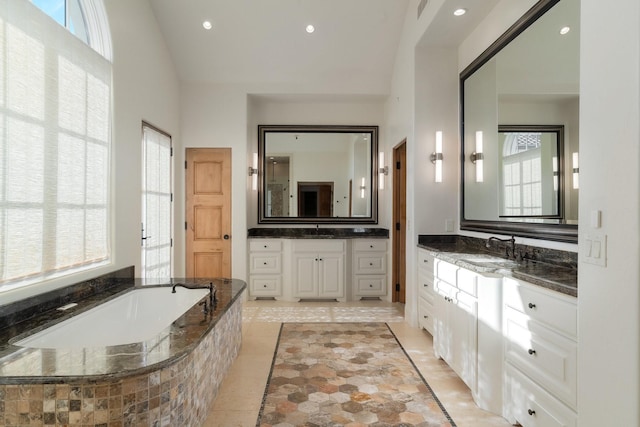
<box><xmin>256</xmin><ymin>322</ymin><xmax>456</xmax><ymax>427</ymax></box>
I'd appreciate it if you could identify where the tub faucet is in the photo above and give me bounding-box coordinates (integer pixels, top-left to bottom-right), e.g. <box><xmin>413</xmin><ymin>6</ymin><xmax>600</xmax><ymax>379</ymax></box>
<box><xmin>172</xmin><ymin>282</ymin><xmax>217</xmax><ymax>308</ymax></box>
<box><xmin>486</xmin><ymin>235</ymin><xmax>516</xmax><ymax>259</ymax></box>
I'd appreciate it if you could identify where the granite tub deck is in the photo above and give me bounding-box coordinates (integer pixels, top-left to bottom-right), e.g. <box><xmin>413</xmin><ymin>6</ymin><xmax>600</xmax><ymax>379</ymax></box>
<box><xmin>418</xmin><ymin>235</ymin><xmax>578</xmax><ymax>297</ymax></box>
<box><xmin>0</xmin><ymin>274</ymin><xmax>246</xmax><ymax>427</ymax></box>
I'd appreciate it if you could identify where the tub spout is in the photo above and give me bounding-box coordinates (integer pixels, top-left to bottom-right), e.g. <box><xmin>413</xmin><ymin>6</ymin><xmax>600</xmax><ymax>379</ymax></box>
<box><xmin>172</xmin><ymin>282</ymin><xmax>217</xmax><ymax>307</ymax></box>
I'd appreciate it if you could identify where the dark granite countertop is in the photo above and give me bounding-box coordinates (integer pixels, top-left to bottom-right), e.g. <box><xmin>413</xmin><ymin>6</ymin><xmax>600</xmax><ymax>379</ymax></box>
<box><xmin>418</xmin><ymin>238</ymin><xmax>577</xmax><ymax>297</ymax></box>
<box><xmin>0</xmin><ymin>278</ymin><xmax>246</xmax><ymax>384</ymax></box>
<box><xmin>248</xmin><ymin>227</ymin><xmax>389</xmax><ymax>239</ymax></box>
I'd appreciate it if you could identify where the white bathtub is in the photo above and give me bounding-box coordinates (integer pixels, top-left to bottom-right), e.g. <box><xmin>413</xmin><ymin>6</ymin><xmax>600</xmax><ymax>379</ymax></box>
<box><xmin>15</xmin><ymin>287</ymin><xmax>209</xmax><ymax>349</ymax></box>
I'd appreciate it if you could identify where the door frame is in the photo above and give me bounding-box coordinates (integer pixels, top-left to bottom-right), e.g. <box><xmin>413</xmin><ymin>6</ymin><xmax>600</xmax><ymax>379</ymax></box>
<box><xmin>392</xmin><ymin>139</ymin><xmax>407</xmax><ymax>303</ymax></box>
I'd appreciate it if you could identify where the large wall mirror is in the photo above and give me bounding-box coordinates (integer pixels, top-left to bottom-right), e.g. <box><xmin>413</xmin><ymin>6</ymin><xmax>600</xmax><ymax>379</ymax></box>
<box><xmin>460</xmin><ymin>0</ymin><xmax>579</xmax><ymax>242</ymax></box>
<box><xmin>258</xmin><ymin>125</ymin><xmax>378</xmax><ymax>224</ymax></box>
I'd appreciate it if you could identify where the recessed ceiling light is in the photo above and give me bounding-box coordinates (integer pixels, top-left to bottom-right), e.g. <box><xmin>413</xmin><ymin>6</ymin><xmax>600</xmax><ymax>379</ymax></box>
<box><xmin>202</xmin><ymin>20</ymin><xmax>212</xmax><ymax>30</ymax></box>
<box><xmin>453</xmin><ymin>8</ymin><xmax>467</xmax><ymax>16</ymax></box>
<box><xmin>306</xmin><ymin>24</ymin><xmax>315</xmax><ymax>34</ymax></box>
<box><xmin>560</xmin><ymin>26</ymin><xmax>571</xmax><ymax>35</ymax></box>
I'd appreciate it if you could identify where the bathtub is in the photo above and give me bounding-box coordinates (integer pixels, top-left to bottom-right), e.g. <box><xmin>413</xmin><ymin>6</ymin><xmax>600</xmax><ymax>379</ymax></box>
<box><xmin>16</xmin><ymin>286</ymin><xmax>209</xmax><ymax>349</ymax></box>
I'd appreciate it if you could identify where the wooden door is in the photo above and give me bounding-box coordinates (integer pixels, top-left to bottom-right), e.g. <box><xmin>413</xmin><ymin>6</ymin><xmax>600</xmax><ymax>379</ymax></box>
<box><xmin>392</xmin><ymin>140</ymin><xmax>407</xmax><ymax>303</ymax></box>
<box><xmin>185</xmin><ymin>148</ymin><xmax>232</xmax><ymax>278</ymax></box>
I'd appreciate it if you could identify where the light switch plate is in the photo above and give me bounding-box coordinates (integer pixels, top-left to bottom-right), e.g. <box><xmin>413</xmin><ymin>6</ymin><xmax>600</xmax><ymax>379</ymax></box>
<box><xmin>583</xmin><ymin>233</ymin><xmax>607</xmax><ymax>267</ymax></box>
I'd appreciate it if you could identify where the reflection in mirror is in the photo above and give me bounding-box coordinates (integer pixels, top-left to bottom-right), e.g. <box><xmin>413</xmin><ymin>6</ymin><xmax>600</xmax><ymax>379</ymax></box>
<box><xmin>460</xmin><ymin>0</ymin><xmax>579</xmax><ymax>242</ymax></box>
<box><xmin>258</xmin><ymin>125</ymin><xmax>378</xmax><ymax>224</ymax></box>
<box><xmin>498</xmin><ymin>125</ymin><xmax>562</xmax><ymax>219</ymax></box>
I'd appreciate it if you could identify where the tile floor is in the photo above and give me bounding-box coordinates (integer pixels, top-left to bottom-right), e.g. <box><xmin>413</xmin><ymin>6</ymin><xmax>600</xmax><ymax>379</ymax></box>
<box><xmin>203</xmin><ymin>299</ymin><xmax>512</xmax><ymax>427</ymax></box>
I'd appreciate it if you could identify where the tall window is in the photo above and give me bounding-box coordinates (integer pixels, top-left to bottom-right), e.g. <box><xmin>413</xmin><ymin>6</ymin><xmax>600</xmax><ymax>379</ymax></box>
<box><xmin>0</xmin><ymin>1</ymin><xmax>112</xmax><ymax>291</ymax></box>
<box><xmin>501</xmin><ymin>133</ymin><xmax>543</xmax><ymax>216</ymax></box>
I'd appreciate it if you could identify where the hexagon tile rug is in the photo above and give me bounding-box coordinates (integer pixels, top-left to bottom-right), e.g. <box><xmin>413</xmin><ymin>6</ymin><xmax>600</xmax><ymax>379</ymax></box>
<box><xmin>256</xmin><ymin>322</ymin><xmax>456</xmax><ymax>427</ymax></box>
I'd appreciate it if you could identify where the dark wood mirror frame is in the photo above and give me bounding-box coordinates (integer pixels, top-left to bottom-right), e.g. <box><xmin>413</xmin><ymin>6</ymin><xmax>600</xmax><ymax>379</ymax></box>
<box><xmin>459</xmin><ymin>0</ymin><xmax>578</xmax><ymax>243</ymax></box>
<box><xmin>258</xmin><ymin>124</ymin><xmax>379</xmax><ymax>224</ymax></box>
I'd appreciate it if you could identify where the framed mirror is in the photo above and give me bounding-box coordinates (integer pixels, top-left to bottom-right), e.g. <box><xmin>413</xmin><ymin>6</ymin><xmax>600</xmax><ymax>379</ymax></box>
<box><xmin>460</xmin><ymin>0</ymin><xmax>579</xmax><ymax>242</ymax></box>
<box><xmin>258</xmin><ymin>125</ymin><xmax>379</xmax><ymax>224</ymax></box>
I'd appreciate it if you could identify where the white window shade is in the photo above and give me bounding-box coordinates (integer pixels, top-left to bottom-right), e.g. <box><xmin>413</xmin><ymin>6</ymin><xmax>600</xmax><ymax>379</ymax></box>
<box><xmin>0</xmin><ymin>1</ymin><xmax>111</xmax><ymax>290</ymax></box>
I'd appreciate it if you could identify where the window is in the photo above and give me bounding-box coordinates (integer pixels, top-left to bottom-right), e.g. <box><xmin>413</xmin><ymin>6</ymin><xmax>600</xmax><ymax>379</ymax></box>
<box><xmin>501</xmin><ymin>133</ymin><xmax>543</xmax><ymax>216</ymax></box>
<box><xmin>0</xmin><ymin>1</ymin><xmax>112</xmax><ymax>291</ymax></box>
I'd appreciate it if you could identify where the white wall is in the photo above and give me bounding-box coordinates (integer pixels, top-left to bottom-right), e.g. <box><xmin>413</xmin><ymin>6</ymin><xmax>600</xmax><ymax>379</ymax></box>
<box><xmin>578</xmin><ymin>0</ymin><xmax>640</xmax><ymax>424</ymax></box>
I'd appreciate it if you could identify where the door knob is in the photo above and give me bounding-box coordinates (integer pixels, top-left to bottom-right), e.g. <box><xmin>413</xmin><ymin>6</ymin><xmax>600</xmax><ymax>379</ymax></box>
<box><xmin>223</xmin><ymin>234</ymin><xmax>230</xmax><ymax>240</ymax></box>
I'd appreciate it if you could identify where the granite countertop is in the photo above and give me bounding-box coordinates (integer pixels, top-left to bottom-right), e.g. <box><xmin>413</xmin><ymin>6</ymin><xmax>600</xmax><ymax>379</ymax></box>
<box><xmin>418</xmin><ymin>242</ymin><xmax>577</xmax><ymax>297</ymax></box>
<box><xmin>248</xmin><ymin>227</ymin><xmax>389</xmax><ymax>239</ymax></box>
<box><xmin>0</xmin><ymin>278</ymin><xmax>246</xmax><ymax>384</ymax></box>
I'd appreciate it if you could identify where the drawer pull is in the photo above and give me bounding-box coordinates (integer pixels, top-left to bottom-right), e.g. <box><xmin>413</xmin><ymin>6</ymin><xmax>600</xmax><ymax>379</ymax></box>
<box><xmin>264</xmin><ymin>245</ymin><xmax>268</xmax><ymax>248</ymax></box>
<box><xmin>528</xmin><ymin>348</ymin><xmax>536</xmax><ymax>355</ymax></box>
<box><xmin>369</xmin><ymin>284</ymin><xmax>373</xmax><ymax>287</ymax></box>
<box><xmin>369</xmin><ymin>262</ymin><xmax>373</xmax><ymax>266</ymax></box>
<box><xmin>528</xmin><ymin>409</ymin><xmax>536</xmax><ymax>416</ymax></box>
<box><xmin>370</xmin><ymin>245</ymin><xmax>374</xmax><ymax>248</ymax></box>
<box><xmin>528</xmin><ymin>302</ymin><xmax>536</xmax><ymax>309</ymax></box>
<box><xmin>423</xmin><ymin>283</ymin><xmax>428</xmax><ymax>287</ymax></box>
<box><xmin>423</xmin><ymin>259</ymin><xmax>429</xmax><ymax>263</ymax></box>
<box><xmin>263</xmin><ymin>284</ymin><xmax>267</xmax><ymax>288</ymax></box>
<box><xmin>423</xmin><ymin>315</ymin><xmax>428</xmax><ymax>319</ymax></box>
<box><xmin>263</xmin><ymin>262</ymin><xmax>267</xmax><ymax>265</ymax></box>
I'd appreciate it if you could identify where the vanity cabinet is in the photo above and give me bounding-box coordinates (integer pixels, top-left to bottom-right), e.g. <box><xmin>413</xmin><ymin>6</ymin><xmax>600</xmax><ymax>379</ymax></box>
<box><xmin>248</xmin><ymin>239</ymin><xmax>283</xmax><ymax>297</ymax></box>
<box><xmin>432</xmin><ymin>259</ymin><xmax>504</xmax><ymax>415</ymax></box>
<box><xmin>352</xmin><ymin>239</ymin><xmax>387</xmax><ymax>298</ymax></box>
<box><xmin>503</xmin><ymin>277</ymin><xmax>577</xmax><ymax>426</ymax></box>
<box><xmin>433</xmin><ymin>260</ymin><xmax>478</xmax><ymax>392</ymax></box>
<box><xmin>417</xmin><ymin>249</ymin><xmax>435</xmax><ymax>335</ymax></box>
<box><xmin>292</xmin><ymin>240</ymin><xmax>346</xmax><ymax>299</ymax></box>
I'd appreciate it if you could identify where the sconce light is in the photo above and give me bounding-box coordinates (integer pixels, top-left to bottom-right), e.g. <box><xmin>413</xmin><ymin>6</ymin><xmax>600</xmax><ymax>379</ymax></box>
<box><xmin>430</xmin><ymin>131</ymin><xmax>443</xmax><ymax>183</ymax></box>
<box><xmin>360</xmin><ymin>177</ymin><xmax>366</xmax><ymax>198</ymax></box>
<box><xmin>572</xmin><ymin>152</ymin><xmax>579</xmax><ymax>189</ymax></box>
<box><xmin>248</xmin><ymin>152</ymin><xmax>258</xmax><ymax>191</ymax></box>
<box><xmin>470</xmin><ymin>131</ymin><xmax>484</xmax><ymax>182</ymax></box>
<box><xmin>378</xmin><ymin>151</ymin><xmax>388</xmax><ymax>190</ymax></box>
<box><xmin>552</xmin><ymin>156</ymin><xmax>559</xmax><ymax>191</ymax></box>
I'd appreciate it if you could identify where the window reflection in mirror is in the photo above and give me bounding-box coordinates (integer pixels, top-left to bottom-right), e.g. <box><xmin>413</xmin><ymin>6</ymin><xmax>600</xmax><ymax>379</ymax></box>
<box><xmin>258</xmin><ymin>125</ymin><xmax>378</xmax><ymax>224</ymax></box>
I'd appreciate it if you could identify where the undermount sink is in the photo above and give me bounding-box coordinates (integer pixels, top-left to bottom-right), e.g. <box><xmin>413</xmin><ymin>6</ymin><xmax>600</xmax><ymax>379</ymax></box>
<box><xmin>459</xmin><ymin>256</ymin><xmax>519</xmax><ymax>268</ymax></box>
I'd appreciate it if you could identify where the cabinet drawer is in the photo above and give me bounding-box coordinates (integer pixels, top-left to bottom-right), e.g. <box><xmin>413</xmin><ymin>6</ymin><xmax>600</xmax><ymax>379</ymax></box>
<box><xmin>354</xmin><ymin>239</ymin><xmax>387</xmax><ymax>252</ymax></box>
<box><xmin>250</xmin><ymin>276</ymin><xmax>281</xmax><ymax>296</ymax></box>
<box><xmin>249</xmin><ymin>253</ymin><xmax>282</xmax><ymax>274</ymax></box>
<box><xmin>249</xmin><ymin>239</ymin><xmax>282</xmax><ymax>252</ymax></box>
<box><xmin>354</xmin><ymin>254</ymin><xmax>386</xmax><ymax>274</ymax></box>
<box><xmin>457</xmin><ymin>267</ymin><xmax>478</xmax><ymax>297</ymax></box>
<box><xmin>505</xmin><ymin>364</ymin><xmax>577</xmax><ymax>427</ymax></box>
<box><xmin>417</xmin><ymin>249</ymin><xmax>434</xmax><ymax>275</ymax></box>
<box><xmin>505</xmin><ymin>307</ymin><xmax>577</xmax><ymax>409</ymax></box>
<box><xmin>293</xmin><ymin>240</ymin><xmax>345</xmax><ymax>253</ymax></box>
<box><xmin>435</xmin><ymin>259</ymin><xmax>458</xmax><ymax>285</ymax></box>
<box><xmin>418</xmin><ymin>297</ymin><xmax>434</xmax><ymax>335</ymax></box>
<box><xmin>418</xmin><ymin>275</ymin><xmax>434</xmax><ymax>303</ymax></box>
<box><xmin>504</xmin><ymin>278</ymin><xmax>577</xmax><ymax>337</ymax></box>
<box><xmin>354</xmin><ymin>275</ymin><xmax>386</xmax><ymax>295</ymax></box>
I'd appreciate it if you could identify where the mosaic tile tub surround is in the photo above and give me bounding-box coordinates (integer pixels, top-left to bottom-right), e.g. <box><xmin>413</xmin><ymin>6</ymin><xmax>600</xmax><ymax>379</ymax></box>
<box><xmin>0</xmin><ymin>273</ymin><xmax>246</xmax><ymax>426</ymax></box>
<box><xmin>257</xmin><ymin>322</ymin><xmax>455</xmax><ymax>427</ymax></box>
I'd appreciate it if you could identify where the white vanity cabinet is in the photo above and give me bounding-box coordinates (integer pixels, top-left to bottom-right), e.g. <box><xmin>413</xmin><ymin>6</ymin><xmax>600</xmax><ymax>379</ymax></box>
<box><xmin>504</xmin><ymin>278</ymin><xmax>578</xmax><ymax>427</ymax></box>
<box><xmin>502</xmin><ymin>277</ymin><xmax>577</xmax><ymax>427</ymax></box>
<box><xmin>352</xmin><ymin>239</ymin><xmax>387</xmax><ymax>298</ymax></box>
<box><xmin>248</xmin><ymin>239</ymin><xmax>283</xmax><ymax>297</ymax></box>
<box><xmin>417</xmin><ymin>249</ymin><xmax>435</xmax><ymax>335</ymax></box>
<box><xmin>292</xmin><ymin>240</ymin><xmax>346</xmax><ymax>300</ymax></box>
<box><xmin>432</xmin><ymin>259</ymin><xmax>504</xmax><ymax>415</ymax></box>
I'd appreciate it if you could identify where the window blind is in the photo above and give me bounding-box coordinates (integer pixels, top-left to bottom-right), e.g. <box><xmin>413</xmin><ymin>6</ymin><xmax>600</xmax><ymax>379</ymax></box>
<box><xmin>0</xmin><ymin>0</ymin><xmax>111</xmax><ymax>290</ymax></box>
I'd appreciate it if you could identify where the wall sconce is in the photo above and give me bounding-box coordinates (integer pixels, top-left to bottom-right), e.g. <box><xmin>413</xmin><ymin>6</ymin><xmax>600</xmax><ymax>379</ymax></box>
<box><xmin>430</xmin><ymin>131</ymin><xmax>443</xmax><ymax>183</ymax></box>
<box><xmin>572</xmin><ymin>152</ymin><xmax>579</xmax><ymax>189</ymax></box>
<box><xmin>248</xmin><ymin>152</ymin><xmax>258</xmax><ymax>191</ymax></box>
<box><xmin>470</xmin><ymin>131</ymin><xmax>484</xmax><ymax>182</ymax></box>
<box><xmin>378</xmin><ymin>151</ymin><xmax>388</xmax><ymax>190</ymax></box>
<box><xmin>360</xmin><ymin>177</ymin><xmax>366</xmax><ymax>198</ymax></box>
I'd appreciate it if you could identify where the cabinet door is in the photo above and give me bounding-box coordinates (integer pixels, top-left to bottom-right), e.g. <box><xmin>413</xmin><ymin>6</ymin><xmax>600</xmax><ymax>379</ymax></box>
<box><xmin>433</xmin><ymin>280</ymin><xmax>455</xmax><ymax>361</ymax></box>
<box><xmin>318</xmin><ymin>252</ymin><xmax>344</xmax><ymax>298</ymax></box>
<box><xmin>293</xmin><ymin>253</ymin><xmax>318</xmax><ymax>298</ymax></box>
<box><xmin>451</xmin><ymin>290</ymin><xmax>478</xmax><ymax>391</ymax></box>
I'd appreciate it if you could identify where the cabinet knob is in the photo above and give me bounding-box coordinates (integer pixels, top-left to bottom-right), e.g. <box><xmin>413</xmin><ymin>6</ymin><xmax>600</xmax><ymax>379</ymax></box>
<box><xmin>528</xmin><ymin>348</ymin><xmax>536</xmax><ymax>355</ymax></box>
<box><xmin>263</xmin><ymin>284</ymin><xmax>267</xmax><ymax>288</ymax></box>
<box><xmin>423</xmin><ymin>315</ymin><xmax>428</xmax><ymax>319</ymax></box>
<box><xmin>424</xmin><ymin>259</ymin><xmax>428</xmax><ymax>263</ymax></box>
<box><xmin>369</xmin><ymin>262</ymin><xmax>373</xmax><ymax>266</ymax></box>
<box><xmin>264</xmin><ymin>245</ymin><xmax>268</xmax><ymax>248</ymax></box>
<box><xmin>263</xmin><ymin>262</ymin><xmax>267</xmax><ymax>265</ymax></box>
<box><xmin>528</xmin><ymin>302</ymin><xmax>536</xmax><ymax>309</ymax></box>
<box><xmin>528</xmin><ymin>409</ymin><xmax>536</xmax><ymax>416</ymax></box>
<box><xmin>369</xmin><ymin>284</ymin><xmax>373</xmax><ymax>288</ymax></box>
<box><xmin>423</xmin><ymin>283</ymin><xmax>428</xmax><ymax>287</ymax></box>
<box><xmin>370</xmin><ymin>245</ymin><xmax>374</xmax><ymax>248</ymax></box>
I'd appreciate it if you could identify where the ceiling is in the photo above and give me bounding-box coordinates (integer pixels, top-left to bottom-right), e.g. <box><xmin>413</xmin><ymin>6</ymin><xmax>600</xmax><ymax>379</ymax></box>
<box><xmin>148</xmin><ymin>0</ymin><xmax>410</xmax><ymax>91</ymax></box>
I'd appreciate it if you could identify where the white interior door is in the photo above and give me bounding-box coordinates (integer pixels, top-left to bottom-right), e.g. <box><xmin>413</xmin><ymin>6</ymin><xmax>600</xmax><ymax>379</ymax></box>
<box><xmin>141</xmin><ymin>123</ymin><xmax>172</xmax><ymax>279</ymax></box>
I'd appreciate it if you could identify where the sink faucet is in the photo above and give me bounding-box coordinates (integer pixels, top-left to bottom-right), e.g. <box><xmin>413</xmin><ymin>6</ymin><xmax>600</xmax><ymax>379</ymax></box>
<box><xmin>486</xmin><ymin>235</ymin><xmax>516</xmax><ymax>259</ymax></box>
<box><xmin>172</xmin><ymin>282</ymin><xmax>217</xmax><ymax>311</ymax></box>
